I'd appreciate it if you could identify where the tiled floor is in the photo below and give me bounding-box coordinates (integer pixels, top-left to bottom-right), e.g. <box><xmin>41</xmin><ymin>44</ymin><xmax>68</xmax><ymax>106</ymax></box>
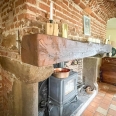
<box><xmin>81</xmin><ymin>82</ymin><xmax>116</xmax><ymax>116</ymax></box>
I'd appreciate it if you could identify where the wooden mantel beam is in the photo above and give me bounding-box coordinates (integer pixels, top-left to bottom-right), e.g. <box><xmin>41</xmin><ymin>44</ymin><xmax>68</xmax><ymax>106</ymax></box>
<box><xmin>21</xmin><ymin>34</ymin><xmax>111</xmax><ymax>67</ymax></box>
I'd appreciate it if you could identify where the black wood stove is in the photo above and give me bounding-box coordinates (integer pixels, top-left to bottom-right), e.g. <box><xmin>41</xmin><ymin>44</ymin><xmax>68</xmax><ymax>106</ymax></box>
<box><xmin>38</xmin><ymin>71</ymin><xmax>82</xmax><ymax>116</ymax></box>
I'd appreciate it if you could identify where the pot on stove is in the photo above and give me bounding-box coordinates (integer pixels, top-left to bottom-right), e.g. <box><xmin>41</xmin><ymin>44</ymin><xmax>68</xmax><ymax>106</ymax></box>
<box><xmin>53</xmin><ymin>68</ymin><xmax>70</xmax><ymax>78</ymax></box>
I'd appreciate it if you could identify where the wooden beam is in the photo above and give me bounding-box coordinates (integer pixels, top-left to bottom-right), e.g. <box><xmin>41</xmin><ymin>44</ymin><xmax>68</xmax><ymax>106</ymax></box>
<box><xmin>21</xmin><ymin>34</ymin><xmax>111</xmax><ymax>67</ymax></box>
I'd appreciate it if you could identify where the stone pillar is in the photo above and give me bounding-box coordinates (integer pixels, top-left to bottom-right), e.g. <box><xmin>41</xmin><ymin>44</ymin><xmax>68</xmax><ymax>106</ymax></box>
<box><xmin>83</xmin><ymin>57</ymin><xmax>98</xmax><ymax>90</ymax></box>
<box><xmin>13</xmin><ymin>79</ymin><xmax>22</xmax><ymax>116</ymax></box>
<box><xmin>22</xmin><ymin>82</ymin><xmax>38</xmax><ymax>116</ymax></box>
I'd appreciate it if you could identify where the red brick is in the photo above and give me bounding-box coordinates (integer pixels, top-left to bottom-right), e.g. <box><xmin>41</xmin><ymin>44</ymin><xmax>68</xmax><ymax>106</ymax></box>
<box><xmin>2</xmin><ymin>16</ymin><xmax>8</xmax><ymax>22</ymax></box>
<box><xmin>63</xmin><ymin>0</ymin><xmax>68</xmax><ymax>6</ymax></box>
<box><xmin>15</xmin><ymin>7</ymin><xmax>19</xmax><ymax>14</ymax></box>
<box><xmin>1</xmin><ymin>13</ymin><xmax>4</xmax><ymax>17</ymax></box>
<box><xmin>55</xmin><ymin>1</ymin><xmax>62</xmax><ymax>7</ymax></box>
<box><xmin>10</xmin><ymin>24</ymin><xmax>14</xmax><ymax>29</ymax></box>
<box><xmin>84</xmin><ymin>6</ymin><xmax>92</xmax><ymax>14</ymax></box>
<box><xmin>63</xmin><ymin>9</ymin><xmax>70</xmax><ymax>16</ymax></box>
<box><xmin>25</xmin><ymin>0</ymin><xmax>36</xmax><ymax>5</ymax></box>
<box><xmin>18</xmin><ymin>13</ymin><xmax>25</xmax><ymax>20</ymax></box>
<box><xmin>55</xmin><ymin>4</ymin><xmax>63</xmax><ymax>12</ymax></box>
<box><xmin>38</xmin><ymin>11</ymin><xmax>47</xmax><ymax>18</ymax></box>
<box><xmin>69</xmin><ymin>4</ymin><xmax>73</xmax><ymax>10</ymax></box>
<box><xmin>56</xmin><ymin>11</ymin><xmax>64</xmax><ymax>19</ymax></box>
<box><xmin>14</xmin><ymin>22</ymin><xmax>20</xmax><ymax>28</ymax></box>
<box><xmin>13</xmin><ymin>16</ymin><xmax>17</xmax><ymax>22</ymax></box>
<box><xmin>73</xmin><ymin>7</ymin><xmax>79</xmax><ymax>14</ymax></box>
<box><xmin>74</xmin><ymin>0</ymin><xmax>81</xmax><ymax>4</ymax></box>
<box><xmin>22</xmin><ymin>4</ymin><xmax>38</xmax><ymax>13</ymax></box>
<box><xmin>19</xmin><ymin>12</ymin><xmax>35</xmax><ymax>22</ymax></box>
<box><xmin>39</xmin><ymin>3</ymin><xmax>50</xmax><ymax>12</ymax></box>
<box><xmin>4</xmin><ymin>11</ymin><xmax>6</xmax><ymax>15</ymax></box>
<box><xmin>25</xmin><ymin>13</ymin><xmax>36</xmax><ymax>20</ymax></box>
<box><xmin>15</xmin><ymin>0</ymin><xmax>24</xmax><ymax>7</ymax></box>
<box><xmin>42</xmin><ymin>0</ymin><xmax>49</xmax><ymax>3</ymax></box>
<box><xmin>68</xmin><ymin>18</ymin><xmax>77</xmax><ymax>25</ymax></box>
<box><xmin>79</xmin><ymin>1</ymin><xmax>86</xmax><ymax>9</ymax></box>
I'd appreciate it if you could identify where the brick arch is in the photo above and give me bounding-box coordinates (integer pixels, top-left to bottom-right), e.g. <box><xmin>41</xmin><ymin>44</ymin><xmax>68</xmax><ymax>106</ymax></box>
<box><xmin>74</xmin><ymin>0</ymin><xmax>116</xmax><ymax>21</ymax></box>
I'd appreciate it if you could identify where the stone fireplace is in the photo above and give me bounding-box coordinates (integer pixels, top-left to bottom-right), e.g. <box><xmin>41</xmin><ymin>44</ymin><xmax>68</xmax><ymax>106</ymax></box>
<box><xmin>0</xmin><ymin>33</ymin><xmax>111</xmax><ymax>116</ymax></box>
<box><xmin>0</xmin><ymin>0</ymin><xmax>115</xmax><ymax>116</ymax></box>
<box><xmin>38</xmin><ymin>57</ymin><xmax>101</xmax><ymax>116</ymax></box>
<box><xmin>21</xmin><ymin>34</ymin><xmax>111</xmax><ymax>116</ymax></box>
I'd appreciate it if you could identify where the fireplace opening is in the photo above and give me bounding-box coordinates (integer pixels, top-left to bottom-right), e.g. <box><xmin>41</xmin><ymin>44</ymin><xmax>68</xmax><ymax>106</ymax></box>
<box><xmin>38</xmin><ymin>72</ymin><xmax>83</xmax><ymax>116</ymax></box>
<box><xmin>38</xmin><ymin>58</ymin><xmax>98</xmax><ymax>116</ymax></box>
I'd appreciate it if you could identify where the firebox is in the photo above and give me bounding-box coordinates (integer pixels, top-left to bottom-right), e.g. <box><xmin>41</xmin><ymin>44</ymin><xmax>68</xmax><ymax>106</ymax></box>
<box><xmin>38</xmin><ymin>71</ymin><xmax>83</xmax><ymax>116</ymax></box>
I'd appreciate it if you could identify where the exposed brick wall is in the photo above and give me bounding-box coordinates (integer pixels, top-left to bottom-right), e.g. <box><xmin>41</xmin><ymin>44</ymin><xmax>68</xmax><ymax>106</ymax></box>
<box><xmin>0</xmin><ymin>0</ymin><xmax>115</xmax><ymax>57</ymax></box>
<box><xmin>0</xmin><ymin>67</ymin><xmax>14</xmax><ymax>116</ymax></box>
<box><xmin>0</xmin><ymin>67</ymin><xmax>3</xmax><ymax>116</ymax></box>
<box><xmin>0</xmin><ymin>0</ymin><xmax>115</xmax><ymax>44</ymax></box>
<box><xmin>0</xmin><ymin>0</ymin><xmax>115</xmax><ymax>115</ymax></box>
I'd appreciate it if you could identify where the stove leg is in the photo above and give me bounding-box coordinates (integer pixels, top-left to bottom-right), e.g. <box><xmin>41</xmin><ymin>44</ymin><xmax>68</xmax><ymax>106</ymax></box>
<box><xmin>59</xmin><ymin>105</ymin><xmax>63</xmax><ymax>116</ymax></box>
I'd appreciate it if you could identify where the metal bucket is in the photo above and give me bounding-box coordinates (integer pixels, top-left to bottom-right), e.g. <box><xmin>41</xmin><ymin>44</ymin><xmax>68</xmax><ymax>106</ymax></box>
<box><xmin>53</xmin><ymin>68</ymin><xmax>70</xmax><ymax>78</ymax></box>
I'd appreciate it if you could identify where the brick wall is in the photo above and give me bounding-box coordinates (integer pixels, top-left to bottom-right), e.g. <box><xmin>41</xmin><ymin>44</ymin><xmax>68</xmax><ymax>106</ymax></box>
<box><xmin>0</xmin><ymin>0</ymin><xmax>115</xmax><ymax>58</ymax></box>
<box><xmin>0</xmin><ymin>0</ymin><xmax>115</xmax><ymax>115</ymax></box>
<box><xmin>0</xmin><ymin>67</ymin><xmax>14</xmax><ymax>116</ymax></box>
<box><xmin>0</xmin><ymin>0</ymin><xmax>115</xmax><ymax>44</ymax></box>
<box><xmin>0</xmin><ymin>67</ymin><xmax>3</xmax><ymax>116</ymax></box>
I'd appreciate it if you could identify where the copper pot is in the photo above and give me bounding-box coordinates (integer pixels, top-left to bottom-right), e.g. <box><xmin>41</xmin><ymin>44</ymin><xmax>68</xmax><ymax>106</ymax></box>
<box><xmin>53</xmin><ymin>68</ymin><xmax>70</xmax><ymax>78</ymax></box>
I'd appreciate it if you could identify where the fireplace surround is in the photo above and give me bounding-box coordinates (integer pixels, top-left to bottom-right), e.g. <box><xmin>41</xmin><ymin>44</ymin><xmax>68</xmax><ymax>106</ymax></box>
<box><xmin>38</xmin><ymin>57</ymin><xmax>100</xmax><ymax>116</ymax></box>
<box><xmin>21</xmin><ymin>34</ymin><xmax>111</xmax><ymax>116</ymax></box>
<box><xmin>0</xmin><ymin>34</ymin><xmax>111</xmax><ymax>116</ymax></box>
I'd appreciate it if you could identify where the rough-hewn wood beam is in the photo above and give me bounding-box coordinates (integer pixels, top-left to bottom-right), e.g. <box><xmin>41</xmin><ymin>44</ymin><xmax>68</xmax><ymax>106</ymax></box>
<box><xmin>21</xmin><ymin>34</ymin><xmax>111</xmax><ymax>67</ymax></box>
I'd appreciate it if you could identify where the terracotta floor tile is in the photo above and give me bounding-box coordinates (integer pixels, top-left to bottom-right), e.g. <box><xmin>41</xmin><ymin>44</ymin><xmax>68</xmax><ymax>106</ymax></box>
<box><xmin>94</xmin><ymin>111</ymin><xmax>105</xmax><ymax>116</ymax></box>
<box><xmin>102</xmin><ymin>99</ymin><xmax>111</xmax><ymax>105</ymax></box>
<box><xmin>93</xmin><ymin>98</ymin><xmax>102</xmax><ymax>104</ymax></box>
<box><xmin>82</xmin><ymin>110</ymin><xmax>94</xmax><ymax>116</ymax></box>
<box><xmin>104</xmin><ymin>96</ymin><xmax>113</xmax><ymax>101</ymax></box>
<box><xmin>98</xmin><ymin>93</ymin><xmax>105</xmax><ymax>97</ymax></box>
<box><xmin>81</xmin><ymin>83</ymin><xmax>116</xmax><ymax>116</ymax></box>
<box><xmin>90</xmin><ymin>101</ymin><xmax>99</xmax><ymax>108</ymax></box>
<box><xmin>111</xmin><ymin>100</ymin><xmax>116</xmax><ymax>106</ymax></box>
<box><xmin>99</xmin><ymin>103</ymin><xmax>110</xmax><ymax>110</ymax></box>
<box><xmin>107</xmin><ymin>108</ymin><xmax>116</xmax><ymax>116</ymax></box>
<box><xmin>95</xmin><ymin>95</ymin><xmax>104</xmax><ymax>100</ymax></box>
<box><xmin>86</xmin><ymin>105</ymin><xmax>97</xmax><ymax>113</ymax></box>
<box><xmin>105</xmin><ymin>93</ymin><xmax>114</xmax><ymax>98</ymax></box>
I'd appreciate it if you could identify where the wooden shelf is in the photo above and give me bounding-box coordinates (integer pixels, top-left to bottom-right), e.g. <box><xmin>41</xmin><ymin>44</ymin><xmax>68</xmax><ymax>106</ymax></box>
<box><xmin>21</xmin><ymin>34</ymin><xmax>111</xmax><ymax>67</ymax></box>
